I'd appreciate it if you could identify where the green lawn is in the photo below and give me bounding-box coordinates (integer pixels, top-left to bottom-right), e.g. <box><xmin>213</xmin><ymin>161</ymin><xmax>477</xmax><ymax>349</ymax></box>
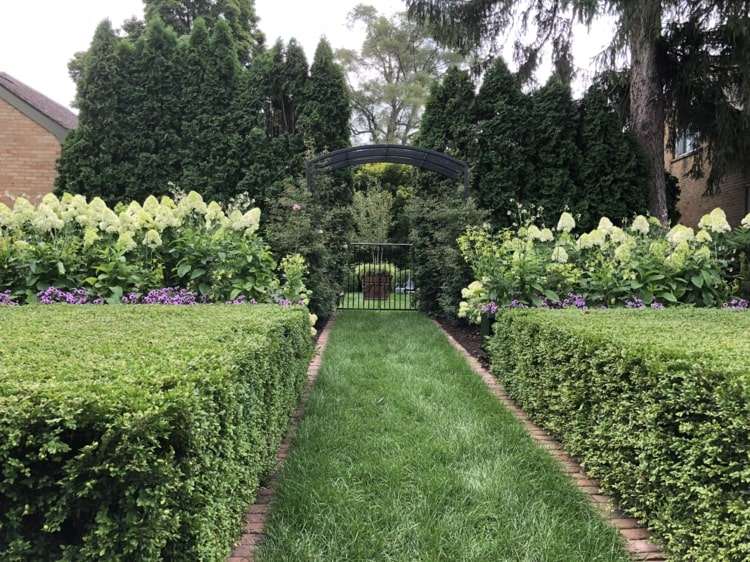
<box><xmin>338</xmin><ymin>291</ymin><xmax>417</xmax><ymax>310</ymax></box>
<box><xmin>256</xmin><ymin>312</ymin><xmax>630</xmax><ymax>562</ymax></box>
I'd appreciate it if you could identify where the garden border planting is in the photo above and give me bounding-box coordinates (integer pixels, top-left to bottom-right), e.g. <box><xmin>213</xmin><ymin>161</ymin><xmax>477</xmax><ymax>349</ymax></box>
<box><xmin>436</xmin><ymin>320</ymin><xmax>666</xmax><ymax>562</ymax></box>
<box><xmin>0</xmin><ymin>305</ymin><xmax>313</xmax><ymax>562</ymax></box>
<box><xmin>227</xmin><ymin>316</ymin><xmax>335</xmax><ymax>562</ymax></box>
<box><xmin>487</xmin><ymin>309</ymin><xmax>750</xmax><ymax>561</ymax></box>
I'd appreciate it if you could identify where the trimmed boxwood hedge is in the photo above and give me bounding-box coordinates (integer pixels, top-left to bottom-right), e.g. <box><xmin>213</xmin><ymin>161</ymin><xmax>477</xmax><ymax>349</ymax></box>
<box><xmin>0</xmin><ymin>305</ymin><xmax>313</xmax><ymax>561</ymax></box>
<box><xmin>488</xmin><ymin>308</ymin><xmax>750</xmax><ymax>562</ymax></box>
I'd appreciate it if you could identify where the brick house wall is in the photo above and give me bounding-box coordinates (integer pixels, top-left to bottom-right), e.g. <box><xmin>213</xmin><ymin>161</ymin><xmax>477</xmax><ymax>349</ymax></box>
<box><xmin>665</xmin><ymin>147</ymin><xmax>749</xmax><ymax>228</ymax></box>
<box><xmin>0</xmin><ymin>97</ymin><xmax>63</xmax><ymax>205</ymax></box>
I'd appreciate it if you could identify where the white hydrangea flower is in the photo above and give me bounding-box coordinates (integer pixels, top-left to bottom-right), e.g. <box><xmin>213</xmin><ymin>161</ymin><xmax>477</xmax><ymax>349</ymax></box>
<box><xmin>742</xmin><ymin>213</ymin><xmax>750</xmax><ymax>229</ymax></box>
<box><xmin>153</xmin><ymin>206</ymin><xmax>180</xmax><ymax>231</ymax></box>
<box><xmin>696</xmin><ymin>229</ymin><xmax>712</xmax><ymax>243</ymax></box>
<box><xmin>609</xmin><ymin>226</ymin><xmax>628</xmax><ymax>244</ymax></box>
<box><xmin>694</xmin><ymin>245</ymin><xmax>711</xmax><ymax>261</ymax></box>
<box><xmin>143</xmin><ymin>195</ymin><xmax>160</xmax><ymax>215</ymax></box>
<box><xmin>31</xmin><ymin>203</ymin><xmax>64</xmax><ymax>233</ymax></box>
<box><xmin>83</xmin><ymin>227</ymin><xmax>100</xmax><ymax>248</ymax></box>
<box><xmin>666</xmin><ymin>224</ymin><xmax>695</xmax><ymax>246</ymax></box>
<box><xmin>205</xmin><ymin>201</ymin><xmax>228</xmax><ymax>229</ymax></box>
<box><xmin>116</xmin><ymin>231</ymin><xmax>137</xmax><ymax>253</ymax></box>
<box><xmin>12</xmin><ymin>197</ymin><xmax>36</xmax><ymax>227</ymax></box>
<box><xmin>160</xmin><ymin>195</ymin><xmax>176</xmax><ymax>209</ymax></box>
<box><xmin>538</xmin><ymin>228</ymin><xmax>554</xmax><ymax>242</ymax></box>
<box><xmin>597</xmin><ymin>217</ymin><xmax>614</xmax><ymax>233</ymax></box>
<box><xmin>614</xmin><ymin>242</ymin><xmax>632</xmax><ymax>263</ymax></box>
<box><xmin>551</xmin><ymin>246</ymin><xmax>568</xmax><ymax>263</ymax></box>
<box><xmin>229</xmin><ymin>208</ymin><xmax>262</xmax><ymax>233</ymax></box>
<box><xmin>698</xmin><ymin>207</ymin><xmax>731</xmax><ymax>234</ymax></box>
<box><xmin>98</xmin><ymin>208</ymin><xmax>121</xmax><ymax>234</ymax></box>
<box><xmin>61</xmin><ymin>194</ymin><xmax>88</xmax><ymax>222</ymax></box>
<box><xmin>177</xmin><ymin>191</ymin><xmax>208</xmax><ymax>217</ymax></box>
<box><xmin>0</xmin><ymin>202</ymin><xmax>13</xmax><ymax>228</ymax></box>
<box><xmin>526</xmin><ymin>225</ymin><xmax>542</xmax><ymax>241</ymax></box>
<box><xmin>578</xmin><ymin>229</ymin><xmax>606</xmax><ymax>249</ymax></box>
<box><xmin>143</xmin><ymin>229</ymin><xmax>163</xmax><ymax>249</ymax></box>
<box><xmin>458</xmin><ymin>301</ymin><xmax>469</xmax><ymax>318</ymax></box>
<box><xmin>630</xmin><ymin>215</ymin><xmax>650</xmax><ymax>235</ymax></box>
<box><xmin>41</xmin><ymin>193</ymin><xmax>61</xmax><ymax>211</ymax></box>
<box><xmin>556</xmin><ymin>212</ymin><xmax>576</xmax><ymax>233</ymax></box>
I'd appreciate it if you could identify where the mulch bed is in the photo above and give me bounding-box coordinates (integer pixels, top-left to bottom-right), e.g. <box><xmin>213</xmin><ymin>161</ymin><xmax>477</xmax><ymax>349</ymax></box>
<box><xmin>436</xmin><ymin>318</ymin><xmax>490</xmax><ymax>369</ymax></box>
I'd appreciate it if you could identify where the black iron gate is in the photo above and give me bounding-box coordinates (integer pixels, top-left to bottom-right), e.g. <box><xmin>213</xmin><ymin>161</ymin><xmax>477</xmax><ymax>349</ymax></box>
<box><xmin>338</xmin><ymin>243</ymin><xmax>417</xmax><ymax>311</ymax></box>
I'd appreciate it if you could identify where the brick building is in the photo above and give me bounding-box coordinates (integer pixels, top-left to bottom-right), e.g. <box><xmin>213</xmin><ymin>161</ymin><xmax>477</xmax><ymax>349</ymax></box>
<box><xmin>666</xmin><ymin>134</ymin><xmax>750</xmax><ymax>227</ymax></box>
<box><xmin>0</xmin><ymin>72</ymin><xmax>78</xmax><ymax>206</ymax></box>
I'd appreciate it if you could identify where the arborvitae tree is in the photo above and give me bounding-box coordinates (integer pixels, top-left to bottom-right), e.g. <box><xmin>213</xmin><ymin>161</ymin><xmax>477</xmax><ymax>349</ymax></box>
<box><xmin>576</xmin><ymin>79</ymin><xmax>649</xmax><ymax>230</ymax></box>
<box><xmin>57</xmin><ymin>21</ymin><xmax>131</xmax><ymax>201</ymax></box>
<box><xmin>300</xmin><ymin>38</ymin><xmax>351</xmax><ymax>153</ymax></box>
<box><xmin>527</xmin><ymin>76</ymin><xmax>582</xmax><ymax>226</ymax></box>
<box><xmin>126</xmin><ymin>18</ymin><xmax>184</xmax><ymax>200</ymax></box>
<box><xmin>473</xmin><ymin>58</ymin><xmax>535</xmax><ymax>225</ymax></box>
<box><xmin>180</xmin><ymin>18</ymin><xmax>244</xmax><ymax>201</ymax></box>
<box><xmin>418</xmin><ymin>66</ymin><xmax>475</xmax><ymax>158</ymax></box>
<box><xmin>143</xmin><ymin>0</ymin><xmax>263</xmax><ymax>63</ymax></box>
<box><xmin>282</xmin><ymin>39</ymin><xmax>309</xmax><ymax>135</ymax></box>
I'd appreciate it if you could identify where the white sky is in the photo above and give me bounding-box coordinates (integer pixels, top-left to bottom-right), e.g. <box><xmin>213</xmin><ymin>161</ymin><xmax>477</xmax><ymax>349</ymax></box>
<box><xmin>0</xmin><ymin>0</ymin><xmax>614</xmax><ymax>112</ymax></box>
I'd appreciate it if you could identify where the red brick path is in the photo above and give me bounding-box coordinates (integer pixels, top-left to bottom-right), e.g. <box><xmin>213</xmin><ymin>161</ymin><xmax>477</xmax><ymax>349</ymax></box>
<box><xmin>226</xmin><ymin>317</ymin><xmax>336</xmax><ymax>562</ymax></box>
<box><xmin>435</xmin><ymin>320</ymin><xmax>668</xmax><ymax>562</ymax></box>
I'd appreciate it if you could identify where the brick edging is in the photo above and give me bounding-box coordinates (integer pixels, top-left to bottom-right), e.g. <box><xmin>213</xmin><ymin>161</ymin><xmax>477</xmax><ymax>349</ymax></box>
<box><xmin>227</xmin><ymin>316</ymin><xmax>336</xmax><ymax>562</ymax></box>
<box><xmin>434</xmin><ymin>320</ymin><xmax>667</xmax><ymax>562</ymax></box>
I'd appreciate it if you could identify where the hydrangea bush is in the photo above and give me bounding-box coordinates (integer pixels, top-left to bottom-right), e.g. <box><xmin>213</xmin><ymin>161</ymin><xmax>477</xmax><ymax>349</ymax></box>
<box><xmin>0</xmin><ymin>192</ymin><xmax>309</xmax><ymax>307</ymax></box>
<box><xmin>457</xmin><ymin>208</ymin><xmax>747</xmax><ymax>322</ymax></box>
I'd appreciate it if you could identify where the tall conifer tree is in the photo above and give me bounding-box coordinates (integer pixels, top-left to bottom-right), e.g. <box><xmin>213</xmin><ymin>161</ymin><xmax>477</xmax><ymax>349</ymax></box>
<box><xmin>300</xmin><ymin>38</ymin><xmax>351</xmax><ymax>153</ymax></box>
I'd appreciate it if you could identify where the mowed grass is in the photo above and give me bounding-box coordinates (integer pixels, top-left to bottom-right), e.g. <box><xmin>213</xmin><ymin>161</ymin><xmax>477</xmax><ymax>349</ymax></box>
<box><xmin>338</xmin><ymin>291</ymin><xmax>417</xmax><ymax>310</ymax></box>
<box><xmin>256</xmin><ymin>312</ymin><xmax>630</xmax><ymax>562</ymax></box>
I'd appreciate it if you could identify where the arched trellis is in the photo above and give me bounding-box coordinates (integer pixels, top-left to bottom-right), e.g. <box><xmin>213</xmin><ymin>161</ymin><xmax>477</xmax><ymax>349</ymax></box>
<box><xmin>305</xmin><ymin>144</ymin><xmax>470</xmax><ymax>199</ymax></box>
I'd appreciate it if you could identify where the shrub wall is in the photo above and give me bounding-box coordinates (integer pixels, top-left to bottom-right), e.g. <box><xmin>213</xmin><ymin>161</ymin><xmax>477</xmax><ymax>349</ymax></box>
<box><xmin>488</xmin><ymin>309</ymin><xmax>750</xmax><ymax>561</ymax></box>
<box><xmin>0</xmin><ymin>305</ymin><xmax>313</xmax><ymax>561</ymax></box>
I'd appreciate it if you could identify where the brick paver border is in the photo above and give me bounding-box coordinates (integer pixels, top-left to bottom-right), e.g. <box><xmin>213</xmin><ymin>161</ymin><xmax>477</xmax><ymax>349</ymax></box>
<box><xmin>227</xmin><ymin>316</ymin><xmax>336</xmax><ymax>562</ymax></box>
<box><xmin>435</xmin><ymin>320</ymin><xmax>668</xmax><ymax>562</ymax></box>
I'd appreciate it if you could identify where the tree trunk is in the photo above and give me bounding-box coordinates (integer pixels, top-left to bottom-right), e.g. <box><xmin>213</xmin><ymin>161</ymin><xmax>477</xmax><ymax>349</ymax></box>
<box><xmin>627</xmin><ymin>0</ymin><xmax>668</xmax><ymax>224</ymax></box>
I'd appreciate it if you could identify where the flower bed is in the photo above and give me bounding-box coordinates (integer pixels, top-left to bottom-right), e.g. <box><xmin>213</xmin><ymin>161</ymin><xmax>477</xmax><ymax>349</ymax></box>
<box><xmin>0</xmin><ymin>305</ymin><xmax>313</xmax><ymax>561</ymax></box>
<box><xmin>488</xmin><ymin>308</ymin><xmax>750</xmax><ymax>561</ymax></box>
<box><xmin>457</xmin><ymin>209</ymin><xmax>749</xmax><ymax>322</ymax></box>
<box><xmin>0</xmin><ymin>192</ymin><xmax>307</xmax><ymax>305</ymax></box>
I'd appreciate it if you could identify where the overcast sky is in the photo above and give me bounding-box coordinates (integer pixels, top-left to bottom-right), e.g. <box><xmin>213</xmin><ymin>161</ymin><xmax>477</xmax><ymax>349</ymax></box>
<box><xmin>0</xmin><ymin>1</ymin><xmax>614</xmax><ymax>112</ymax></box>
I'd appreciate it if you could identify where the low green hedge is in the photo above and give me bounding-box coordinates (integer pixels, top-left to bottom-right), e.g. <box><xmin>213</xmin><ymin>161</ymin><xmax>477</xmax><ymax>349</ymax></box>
<box><xmin>0</xmin><ymin>305</ymin><xmax>313</xmax><ymax>561</ymax></box>
<box><xmin>489</xmin><ymin>309</ymin><xmax>750</xmax><ymax>562</ymax></box>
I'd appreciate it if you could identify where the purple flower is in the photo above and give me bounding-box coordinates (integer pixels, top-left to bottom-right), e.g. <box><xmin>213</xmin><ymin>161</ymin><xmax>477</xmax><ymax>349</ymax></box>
<box><xmin>562</xmin><ymin>293</ymin><xmax>587</xmax><ymax>310</ymax></box>
<box><xmin>37</xmin><ymin>287</ymin><xmax>92</xmax><ymax>305</ymax></box>
<box><xmin>140</xmin><ymin>287</ymin><xmax>198</xmax><ymax>305</ymax></box>
<box><xmin>723</xmin><ymin>297</ymin><xmax>749</xmax><ymax>310</ymax></box>
<box><xmin>650</xmin><ymin>301</ymin><xmax>664</xmax><ymax>310</ymax></box>
<box><xmin>625</xmin><ymin>297</ymin><xmax>645</xmax><ymax>309</ymax></box>
<box><xmin>481</xmin><ymin>301</ymin><xmax>499</xmax><ymax>315</ymax></box>
<box><xmin>508</xmin><ymin>299</ymin><xmax>527</xmax><ymax>309</ymax></box>
<box><xmin>0</xmin><ymin>290</ymin><xmax>18</xmax><ymax>306</ymax></box>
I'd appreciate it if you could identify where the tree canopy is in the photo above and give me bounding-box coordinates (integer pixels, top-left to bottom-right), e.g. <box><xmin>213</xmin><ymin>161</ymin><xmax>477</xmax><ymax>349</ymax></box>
<box><xmin>337</xmin><ymin>3</ymin><xmax>462</xmax><ymax>144</ymax></box>
<box><xmin>406</xmin><ymin>0</ymin><xmax>750</xmax><ymax>223</ymax></box>
<box><xmin>57</xmin><ymin>15</ymin><xmax>350</xmax><ymax>207</ymax></box>
<box><xmin>418</xmin><ymin>56</ymin><xmax>650</xmax><ymax>228</ymax></box>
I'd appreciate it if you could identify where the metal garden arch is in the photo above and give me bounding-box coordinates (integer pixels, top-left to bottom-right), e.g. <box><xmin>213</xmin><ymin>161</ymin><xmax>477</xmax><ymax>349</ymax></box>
<box><xmin>305</xmin><ymin>144</ymin><xmax>470</xmax><ymax>198</ymax></box>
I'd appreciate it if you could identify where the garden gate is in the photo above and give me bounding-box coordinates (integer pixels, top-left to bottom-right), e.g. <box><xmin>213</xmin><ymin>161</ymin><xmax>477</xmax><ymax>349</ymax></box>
<box><xmin>306</xmin><ymin>144</ymin><xmax>470</xmax><ymax>312</ymax></box>
<box><xmin>338</xmin><ymin>242</ymin><xmax>416</xmax><ymax>310</ymax></box>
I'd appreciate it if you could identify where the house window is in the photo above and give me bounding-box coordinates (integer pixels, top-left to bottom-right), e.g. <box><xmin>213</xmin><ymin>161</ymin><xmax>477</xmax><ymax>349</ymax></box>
<box><xmin>675</xmin><ymin>131</ymin><xmax>700</xmax><ymax>157</ymax></box>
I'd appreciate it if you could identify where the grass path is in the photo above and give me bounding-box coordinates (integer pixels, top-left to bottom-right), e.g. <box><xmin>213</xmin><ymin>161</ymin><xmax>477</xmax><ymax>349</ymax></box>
<box><xmin>256</xmin><ymin>312</ymin><xmax>630</xmax><ymax>562</ymax></box>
